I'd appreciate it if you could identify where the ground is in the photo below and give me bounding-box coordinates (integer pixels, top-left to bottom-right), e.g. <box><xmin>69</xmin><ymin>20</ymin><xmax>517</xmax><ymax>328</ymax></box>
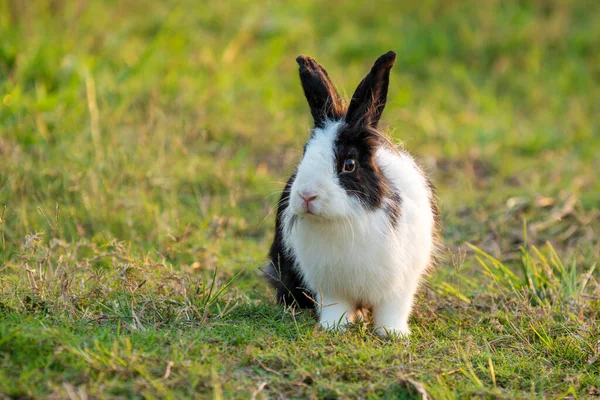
<box><xmin>0</xmin><ymin>0</ymin><xmax>599</xmax><ymax>398</ymax></box>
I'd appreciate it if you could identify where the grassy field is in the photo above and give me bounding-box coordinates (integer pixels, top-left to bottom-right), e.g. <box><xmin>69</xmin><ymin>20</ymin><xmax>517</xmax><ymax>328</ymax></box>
<box><xmin>1</xmin><ymin>0</ymin><xmax>599</xmax><ymax>398</ymax></box>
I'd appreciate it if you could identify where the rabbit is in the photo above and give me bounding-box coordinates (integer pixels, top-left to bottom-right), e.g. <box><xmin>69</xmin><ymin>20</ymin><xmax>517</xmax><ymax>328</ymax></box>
<box><xmin>265</xmin><ymin>51</ymin><xmax>439</xmax><ymax>337</ymax></box>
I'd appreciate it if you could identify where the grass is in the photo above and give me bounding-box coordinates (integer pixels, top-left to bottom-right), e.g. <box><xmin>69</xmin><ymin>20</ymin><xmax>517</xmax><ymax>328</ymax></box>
<box><xmin>1</xmin><ymin>0</ymin><xmax>599</xmax><ymax>398</ymax></box>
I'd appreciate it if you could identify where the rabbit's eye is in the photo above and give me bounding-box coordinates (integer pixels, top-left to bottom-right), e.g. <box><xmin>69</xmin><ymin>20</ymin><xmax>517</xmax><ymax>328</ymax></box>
<box><xmin>342</xmin><ymin>158</ymin><xmax>356</xmax><ymax>173</ymax></box>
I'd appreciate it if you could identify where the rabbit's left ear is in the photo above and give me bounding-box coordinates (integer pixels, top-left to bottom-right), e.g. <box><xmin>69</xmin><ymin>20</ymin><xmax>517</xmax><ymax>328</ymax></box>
<box><xmin>346</xmin><ymin>51</ymin><xmax>396</xmax><ymax>128</ymax></box>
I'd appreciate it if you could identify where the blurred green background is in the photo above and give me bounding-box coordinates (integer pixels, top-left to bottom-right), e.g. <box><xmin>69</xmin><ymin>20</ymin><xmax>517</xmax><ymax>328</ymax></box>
<box><xmin>1</xmin><ymin>0</ymin><xmax>599</xmax><ymax>262</ymax></box>
<box><xmin>1</xmin><ymin>0</ymin><xmax>599</xmax><ymax>398</ymax></box>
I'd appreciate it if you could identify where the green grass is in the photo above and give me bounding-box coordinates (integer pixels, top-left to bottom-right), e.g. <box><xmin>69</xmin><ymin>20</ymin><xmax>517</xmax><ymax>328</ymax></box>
<box><xmin>1</xmin><ymin>0</ymin><xmax>599</xmax><ymax>398</ymax></box>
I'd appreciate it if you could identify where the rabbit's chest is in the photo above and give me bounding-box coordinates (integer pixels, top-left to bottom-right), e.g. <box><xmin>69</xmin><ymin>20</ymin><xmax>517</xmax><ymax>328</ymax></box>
<box><xmin>288</xmin><ymin>212</ymin><xmax>404</xmax><ymax>303</ymax></box>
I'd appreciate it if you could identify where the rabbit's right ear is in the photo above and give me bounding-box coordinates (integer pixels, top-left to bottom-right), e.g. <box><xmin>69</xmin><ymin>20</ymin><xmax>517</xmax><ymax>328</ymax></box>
<box><xmin>296</xmin><ymin>55</ymin><xmax>344</xmax><ymax>129</ymax></box>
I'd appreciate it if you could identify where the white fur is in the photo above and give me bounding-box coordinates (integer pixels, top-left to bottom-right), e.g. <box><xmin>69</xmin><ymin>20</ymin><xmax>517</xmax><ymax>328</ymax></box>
<box><xmin>282</xmin><ymin>121</ymin><xmax>435</xmax><ymax>337</ymax></box>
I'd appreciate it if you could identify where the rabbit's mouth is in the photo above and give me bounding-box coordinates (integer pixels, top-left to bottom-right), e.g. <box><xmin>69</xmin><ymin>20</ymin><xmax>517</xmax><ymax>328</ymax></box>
<box><xmin>303</xmin><ymin>202</ymin><xmax>317</xmax><ymax>215</ymax></box>
<box><xmin>299</xmin><ymin>207</ymin><xmax>320</xmax><ymax>217</ymax></box>
<box><xmin>294</xmin><ymin>206</ymin><xmax>324</xmax><ymax>219</ymax></box>
<box><xmin>298</xmin><ymin>209</ymin><xmax>337</xmax><ymax>221</ymax></box>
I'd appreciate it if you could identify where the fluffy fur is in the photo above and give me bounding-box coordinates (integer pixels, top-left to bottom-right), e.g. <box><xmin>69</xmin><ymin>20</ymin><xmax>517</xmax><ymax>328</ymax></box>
<box><xmin>266</xmin><ymin>51</ymin><xmax>438</xmax><ymax>337</ymax></box>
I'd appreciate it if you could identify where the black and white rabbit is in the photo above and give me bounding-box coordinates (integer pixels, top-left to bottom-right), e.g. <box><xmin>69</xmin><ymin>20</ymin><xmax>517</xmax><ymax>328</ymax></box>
<box><xmin>266</xmin><ymin>51</ymin><xmax>438</xmax><ymax>337</ymax></box>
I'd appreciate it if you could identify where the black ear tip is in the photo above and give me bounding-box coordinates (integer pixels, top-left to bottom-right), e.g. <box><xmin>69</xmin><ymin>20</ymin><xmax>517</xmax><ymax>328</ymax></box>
<box><xmin>375</xmin><ymin>51</ymin><xmax>396</xmax><ymax>69</ymax></box>
<box><xmin>296</xmin><ymin>55</ymin><xmax>315</xmax><ymax>68</ymax></box>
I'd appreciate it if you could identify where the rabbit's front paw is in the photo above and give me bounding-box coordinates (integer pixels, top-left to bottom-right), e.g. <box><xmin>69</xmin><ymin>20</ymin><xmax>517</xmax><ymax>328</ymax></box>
<box><xmin>319</xmin><ymin>296</ymin><xmax>355</xmax><ymax>331</ymax></box>
<box><xmin>373</xmin><ymin>292</ymin><xmax>415</xmax><ymax>337</ymax></box>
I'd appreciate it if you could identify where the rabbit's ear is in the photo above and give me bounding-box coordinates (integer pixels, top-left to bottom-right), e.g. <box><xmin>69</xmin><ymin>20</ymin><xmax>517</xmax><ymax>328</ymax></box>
<box><xmin>297</xmin><ymin>55</ymin><xmax>344</xmax><ymax>129</ymax></box>
<box><xmin>346</xmin><ymin>51</ymin><xmax>396</xmax><ymax>128</ymax></box>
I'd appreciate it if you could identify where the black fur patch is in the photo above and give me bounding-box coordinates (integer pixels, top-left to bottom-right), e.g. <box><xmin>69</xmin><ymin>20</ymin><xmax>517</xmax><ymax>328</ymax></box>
<box><xmin>266</xmin><ymin>173</ymin><xmax>315</xmax><ymax>309</ymax></box>
<box><xmin>286</xmin><ymin>214</ymin><xmax>299</xmax><ymax>235</ymax></box>
<box><xmin>333</xmin><ymin>124</ymin><xmax>389</xmax><ymax>210</ymax></box>
<box><xmin>386</xmin><ymin>191</ymin><xmax>402</xmax><ymax>228</ymax></box>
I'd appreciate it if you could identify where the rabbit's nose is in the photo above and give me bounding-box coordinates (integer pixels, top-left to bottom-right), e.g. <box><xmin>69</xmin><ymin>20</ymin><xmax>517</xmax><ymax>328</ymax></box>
<box><xmin>299</xmin><ymin>190</ymin><xmax>318</xmax><ymax>206</ymax></box>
